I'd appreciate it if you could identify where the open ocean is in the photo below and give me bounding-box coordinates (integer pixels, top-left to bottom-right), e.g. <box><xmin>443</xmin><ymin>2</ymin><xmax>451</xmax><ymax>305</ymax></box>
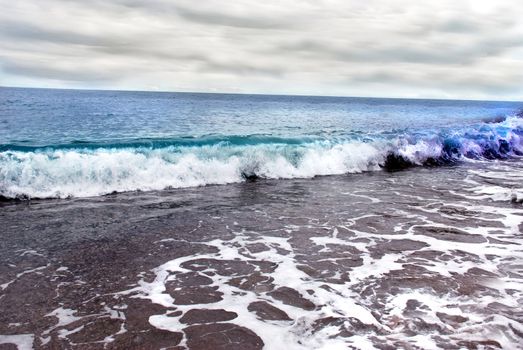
<box><xmin>1</xmin><ymin>87</ymin><xmax>523</xmax><ymax>349</ymax></box>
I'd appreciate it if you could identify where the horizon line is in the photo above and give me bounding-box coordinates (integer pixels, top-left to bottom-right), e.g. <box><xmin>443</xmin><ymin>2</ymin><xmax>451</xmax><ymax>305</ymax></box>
<box><xmin>1</xmin><ymin>85</ymin><xmax>522</xmax><ymax>104</ymax></box>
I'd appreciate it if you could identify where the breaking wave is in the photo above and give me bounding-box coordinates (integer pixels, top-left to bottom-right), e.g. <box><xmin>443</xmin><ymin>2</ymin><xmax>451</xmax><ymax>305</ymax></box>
<box><xmin>1</xmin><ymin>116</ymin><xmax>522</xmax><ymax>199</ymax></box>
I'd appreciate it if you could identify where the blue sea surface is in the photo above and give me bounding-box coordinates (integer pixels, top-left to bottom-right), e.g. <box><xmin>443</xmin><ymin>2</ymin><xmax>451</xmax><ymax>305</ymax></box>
<box><xmin>0</xmin><ymin>87</ymin><xmax>522</xmax><ymax>198</ymax></box>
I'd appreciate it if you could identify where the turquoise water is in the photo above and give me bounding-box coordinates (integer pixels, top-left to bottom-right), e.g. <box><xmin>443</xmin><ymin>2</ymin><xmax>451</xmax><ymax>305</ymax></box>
<box><xmin>1</xmin><ymin>87</ymin><xmax>522</xmax><ymax>198</ymax></box>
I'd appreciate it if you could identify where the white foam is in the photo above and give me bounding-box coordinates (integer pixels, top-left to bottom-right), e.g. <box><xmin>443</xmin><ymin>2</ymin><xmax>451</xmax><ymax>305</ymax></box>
<box><xmin>0</xmin><ymin>141</ymin><xmax>389</xmax><ymax>198</ymax></box>
<box><xmin>396</xmin><ymin>139</ymin><xmax>443</xmax><ymax>164</ymax></box>
<box><xmin>114</xmin><ymin>190</ymin><xmax>523</xmax><ymax>349</ymax></box>
<box><xmin>45</xmin><ymin>307</ymin><xmax>82</xmax><ymax>329</ymax></box>
<box><xmin>3</xmin><ymin>117</ymin><xmax>523</xmax><ymax>199</ymax></box>
<box><xmin>0</xmin><ymin>334</ymin><xmax>34</xmax><ymax>350</ymax></box>
<box><xmin>122</xmin><ymin>230</ymin><xmax>395</xmax><ymax>349</ymax></box>
<box><xmin>457</xmin><ymin>161</ymin><xmax>523</xmax><ymax>203</ymax></box>
<box><xmin>1</xmin><ymin>265</ymin><xmax>49</xmax><ymax>291</ymax></box>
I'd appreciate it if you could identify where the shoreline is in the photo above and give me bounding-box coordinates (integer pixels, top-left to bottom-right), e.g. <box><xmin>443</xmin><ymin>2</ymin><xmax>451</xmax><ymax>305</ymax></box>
<box><xmin>1</xmin><ymin>164</ymin><xmax>522</xmax><ymax>348</ymax></box>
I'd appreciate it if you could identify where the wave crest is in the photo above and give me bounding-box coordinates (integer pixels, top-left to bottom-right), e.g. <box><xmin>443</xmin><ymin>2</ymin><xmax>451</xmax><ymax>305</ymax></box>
<box><xmin>1</xmin><ymin>116</ymin><xmax>522</xmax><ymax>199</ymax></box>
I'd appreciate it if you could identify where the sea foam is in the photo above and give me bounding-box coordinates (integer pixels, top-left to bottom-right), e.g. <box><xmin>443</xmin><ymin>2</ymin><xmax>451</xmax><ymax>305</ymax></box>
<box><xmin>1</xmin><ymin>116</ymin><xmax>522</xmax><ymax>199</ymax></box>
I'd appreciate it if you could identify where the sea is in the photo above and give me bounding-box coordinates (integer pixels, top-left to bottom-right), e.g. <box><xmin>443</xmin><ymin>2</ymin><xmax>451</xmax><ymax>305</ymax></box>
<box><xmin>1</xmin><ymin>86</ymin><xmax>523</xmax><ymax>349</ymax></box>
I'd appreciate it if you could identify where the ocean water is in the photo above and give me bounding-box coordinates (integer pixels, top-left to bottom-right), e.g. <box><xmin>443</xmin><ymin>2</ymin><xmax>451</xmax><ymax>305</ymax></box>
<box><xmin>1</xmin><ymin>87</ymin><xmax>523</xmax><ymax>350</ymax></box>
<box><xmin>1</xmin><ymin>87</ymin><xmax>522</xmax><ymax>198</ymax></box>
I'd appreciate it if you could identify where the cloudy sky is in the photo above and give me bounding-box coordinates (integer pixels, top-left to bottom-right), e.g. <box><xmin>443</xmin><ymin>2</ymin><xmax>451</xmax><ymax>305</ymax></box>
<box><xmin>1</xmin><ymin>0</ymin><xmax>522</xmax><ymax>100</ymax></box>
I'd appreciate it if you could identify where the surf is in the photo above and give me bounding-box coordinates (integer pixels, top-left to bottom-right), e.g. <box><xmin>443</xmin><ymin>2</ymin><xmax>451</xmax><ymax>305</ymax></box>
<box><xmin>1</xmin><ymin>116</ymin><xmax>522</xmax><ymax>199</ymax></box>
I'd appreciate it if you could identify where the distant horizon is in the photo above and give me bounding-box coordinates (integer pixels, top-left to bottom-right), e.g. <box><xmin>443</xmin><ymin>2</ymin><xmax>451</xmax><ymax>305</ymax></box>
<box><xmin>2</xmin><ymin>85</ymin><xmax>523</xmax><ymax>104</ymax></box>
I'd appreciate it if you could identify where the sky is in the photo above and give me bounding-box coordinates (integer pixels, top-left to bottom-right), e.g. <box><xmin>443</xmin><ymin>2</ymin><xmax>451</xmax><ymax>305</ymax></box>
<box><xmin>1</xmin><ymin>0</ymin><xmax>522</xmax><ymax>100</ymax></box>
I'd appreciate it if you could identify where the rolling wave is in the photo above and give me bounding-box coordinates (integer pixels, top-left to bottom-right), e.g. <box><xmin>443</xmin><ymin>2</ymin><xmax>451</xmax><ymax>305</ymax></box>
<box><xmin>1</xmin><ymin>116</ymin><xmax>522</xmax><ymax>199</ymax></box>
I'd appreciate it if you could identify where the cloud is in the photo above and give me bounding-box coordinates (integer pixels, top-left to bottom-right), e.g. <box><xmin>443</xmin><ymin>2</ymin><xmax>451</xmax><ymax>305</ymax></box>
<box><xmin>274</xmin><ymin>32</ymin><xmax>523</xmax><ymax>66</ymax></box>
<box><xmin>0</xmin><ymin>57</ymin><xmax>124</xmax><ymax>82</ymax></box>
<box><xmin>169</xmin><ymin>2</ymin><xmax>294</xmax><ymax>29</ymax></box>
<box><xmin>0</xmin><ymin>0</ymin><xmax>522</xmax><ymax>100</ymax></box>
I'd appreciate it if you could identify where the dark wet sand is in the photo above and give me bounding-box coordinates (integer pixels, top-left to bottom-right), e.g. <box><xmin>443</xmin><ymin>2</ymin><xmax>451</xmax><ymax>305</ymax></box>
<box><xmin>1</xmin><ymin>163</ymin><xmax>523</xmax><ymax>349</ymax></box>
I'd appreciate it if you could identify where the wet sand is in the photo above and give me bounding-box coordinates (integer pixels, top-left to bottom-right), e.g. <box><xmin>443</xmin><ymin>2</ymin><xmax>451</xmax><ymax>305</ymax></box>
<box><xmin>1</xmin><ymin>162</ymin><xmax>523</xmax><ymax>349</ymax></box>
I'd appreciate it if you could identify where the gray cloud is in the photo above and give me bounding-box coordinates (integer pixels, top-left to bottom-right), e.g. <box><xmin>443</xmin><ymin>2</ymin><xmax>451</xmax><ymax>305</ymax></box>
<box><xmin>0</xmin><ymin>20</ymin><xmax>103</xmax><ymax>46</ymax></box>
<box><xmin>345</xmin><ymin>66</ymin><xmax>523</xmax><ymax>95</ymax></box>
<box><xmin>197</xmin><ymin>60</ymin><xmax>283</xmax><ymax>77</ymax></box>
<box><xmin>274</xmin><ymin>32</ymin><xmax>523</xmax><ymax>66</ymax></box>
<box><xmin>170</xmin><ymin>3</ymin><xmax>293</xmax><ymax>29</ymax></box>
<box><xmin>0</xmin><ymin>0</ymin><xmax>522</xmax><ymax>100</ymax></box>
<box><xmin>0</xmin><ymin>56</ymin><xmax>126</xmax><ymax>82</ymax></box>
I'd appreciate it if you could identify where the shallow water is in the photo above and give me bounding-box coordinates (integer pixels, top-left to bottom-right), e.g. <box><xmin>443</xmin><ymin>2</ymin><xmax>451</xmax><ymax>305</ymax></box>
<box><xmin>1</xmin><ymin>160</ymin><xmax>522</xmax><ymax>349</ymax></box>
